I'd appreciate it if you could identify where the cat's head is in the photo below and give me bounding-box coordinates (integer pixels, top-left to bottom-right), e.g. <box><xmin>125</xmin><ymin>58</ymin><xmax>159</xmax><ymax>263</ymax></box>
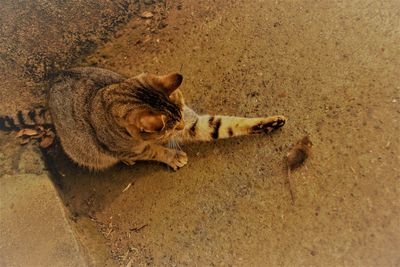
<box><xmin>111</xmin><ymin>73</ymin><xmax>185</xmax><ymax>141</ymax></box>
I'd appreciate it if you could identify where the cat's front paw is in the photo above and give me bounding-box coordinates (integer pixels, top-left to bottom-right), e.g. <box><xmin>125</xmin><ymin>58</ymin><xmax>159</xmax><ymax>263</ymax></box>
<box><xmin>251</xmin><ymin>115</ymin><xmax>287</xmax><ymax>134</ymax></box>
<box><xmin>167</xmin><ymin>150</ymin><xmax>188</xmax><ymax>171</ymax></box>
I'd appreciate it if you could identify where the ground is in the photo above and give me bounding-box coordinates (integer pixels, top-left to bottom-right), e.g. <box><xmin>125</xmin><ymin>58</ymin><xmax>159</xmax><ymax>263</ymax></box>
<box><xmin>0</xmin><ymin>0</ymin><xmax>140</xmax><ymax>113</ymax></box>
<box><xmin>1</xmin><ymin>0</ymin><xmax>400</xmax><ymax>266</ymax></box>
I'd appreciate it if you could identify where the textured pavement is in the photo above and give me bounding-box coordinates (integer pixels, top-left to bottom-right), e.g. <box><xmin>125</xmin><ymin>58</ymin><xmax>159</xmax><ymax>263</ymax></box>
<box><xmin>0</xmin><ymin>135</ymin><xmax>87</xmax><ymax>266</ymax></box>
<box><xmin>1</xmin><ymin>0</ymin><xmax>399</xmax><ymax>266</ymax></box>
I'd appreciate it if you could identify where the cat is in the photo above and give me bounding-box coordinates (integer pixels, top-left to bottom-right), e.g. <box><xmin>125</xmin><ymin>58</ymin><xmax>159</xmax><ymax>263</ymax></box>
<box><xmin>0</xmin><ymin>67</ymin><xmax>286</xmax><ymax>170</ymax></box>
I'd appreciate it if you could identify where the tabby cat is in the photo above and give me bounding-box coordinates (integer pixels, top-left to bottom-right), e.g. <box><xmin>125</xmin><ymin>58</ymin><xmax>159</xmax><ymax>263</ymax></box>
<box><xmin>0</xmin><ymin>67</ymin><xmax>286</xmax><ymax>170</ymax></box>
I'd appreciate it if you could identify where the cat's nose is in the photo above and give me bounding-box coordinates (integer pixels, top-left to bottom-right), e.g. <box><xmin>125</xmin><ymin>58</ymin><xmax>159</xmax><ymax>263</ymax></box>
<box><xmin>176</xmin><ymin>121</ymin><xmax>185</xmax><ymax>130</ymax></box>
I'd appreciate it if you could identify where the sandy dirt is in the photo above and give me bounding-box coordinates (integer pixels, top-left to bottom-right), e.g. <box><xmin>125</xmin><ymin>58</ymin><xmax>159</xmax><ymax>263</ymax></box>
<box><xmin>43</xmin><ymin>0</ymin><xmax>400</xmax><ymax>266</ymax></box>
<box><xmin>0</xmin><ymin>0</ymin><xmax>140</xmax><ymax>113</ymax></box>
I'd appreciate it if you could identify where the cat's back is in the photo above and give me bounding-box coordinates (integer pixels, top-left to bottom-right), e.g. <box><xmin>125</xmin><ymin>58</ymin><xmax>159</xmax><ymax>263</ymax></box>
<box><xmin>49</xmin><ymin>67</ymin><xmax>124</xmax><ymax>104</ymax></box>
<box><xmin>49</xmin><ymin>67</ymin><xmax>125</xmax><ymax>133</ymax></box>
<box><xmin>48</xmin><ymin>67</ymin><xmax>125</xmax><ymax>169</ymax></box>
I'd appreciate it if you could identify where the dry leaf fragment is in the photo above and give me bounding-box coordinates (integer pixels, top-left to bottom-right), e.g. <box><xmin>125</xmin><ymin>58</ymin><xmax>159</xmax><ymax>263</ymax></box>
<box><xmin>19</xmin><ymin>138</ymin><xmax>30</xmax><ymax>145</ymax></box>
<box><xmin>16</xmin><ymin>128</ymin><xmax>38</xmax><ymax>137</ymax></box>
<box><xmin>141</xmin><ymin>11</ymin><xmax>154</xmax><ymax>18</ymax></box>
<box><xmin>34</xmin><ymin>131</ymin><xmax>46</xmax><ymax>139</ymax></box>
<box><xmin>39</xmin><ymin>136</ymin><xmax>54</xmax><ymax>148</ymax></box>
<box><xmin>48</xmin><ymin>129</ymin><xmax>55</xmax><ymax>136</ymax></box>
<box><xmin>143</xmin><ymin>35</ymin><xmax>152</xmax><ymax>43</ymax></box>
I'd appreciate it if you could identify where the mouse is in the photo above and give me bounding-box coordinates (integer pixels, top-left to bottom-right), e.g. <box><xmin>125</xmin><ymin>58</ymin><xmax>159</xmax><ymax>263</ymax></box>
<box><xmin>285</xmin><ymin>135</ymin><xmax>313</xmax><ymax>204</ymax></box>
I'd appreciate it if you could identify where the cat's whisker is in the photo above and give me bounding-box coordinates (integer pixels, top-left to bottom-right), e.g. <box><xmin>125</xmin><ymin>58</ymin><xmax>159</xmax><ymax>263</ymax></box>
<box><xmin>175</xmin><ymin>139</ymin><xmax>183</xmax><ymax>151</ymax></box>
<box><xmin>167</xmin><ymin>139</ymin><xmax>173</xmax><ymax>148</ymax></box>
<box><xmin>168</xmin><ymin>137</ymin><xmax>183</xmax><ymax>152</ymax></box>
<box><xmin>168</xmin><ymin>139</ymin><xmax>175</xmax><ymax>150</ymax></box>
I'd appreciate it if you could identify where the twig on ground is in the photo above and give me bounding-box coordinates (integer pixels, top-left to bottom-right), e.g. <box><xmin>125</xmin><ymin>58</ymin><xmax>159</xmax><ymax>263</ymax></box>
<box><xmin>122</xmin><ymin>182</ymin><xmax>133</xmax><ymax>193</ymax></box>
<box><xmin>129</xmin><ymin>224</ymin><xmax>148</xmax><ymax>233</ymax></box>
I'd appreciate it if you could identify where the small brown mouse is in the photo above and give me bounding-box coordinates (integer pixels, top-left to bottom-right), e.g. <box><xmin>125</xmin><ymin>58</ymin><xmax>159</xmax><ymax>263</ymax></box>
<box><xmin>285</xmin><ymin>136</ymin><xmax>313</xmax><ymax>204</ymax></box>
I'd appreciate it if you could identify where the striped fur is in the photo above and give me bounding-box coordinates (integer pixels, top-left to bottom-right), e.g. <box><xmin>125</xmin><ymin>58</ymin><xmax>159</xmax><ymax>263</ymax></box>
<box><xmin>101</xmin><ymin>78</ymin><xmax>182</xmax><ymax>127</ymax></box>
<box><xmin>0</xmin><ymin>106</ymin><xmax>52</xmax><ymax>131</ymax></box>
<box><xmin>48</xmin><ymin>67</ymin><xmax>187</xmax><ymax>170</ymax></box>
<box><xmin>175</xmin><ymin>106</ymin><xmax>286</xmax><ymax>143</ymax></box>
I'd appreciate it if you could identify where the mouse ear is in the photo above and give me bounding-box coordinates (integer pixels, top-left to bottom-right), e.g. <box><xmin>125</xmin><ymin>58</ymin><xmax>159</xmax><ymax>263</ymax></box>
<box><xmin>154</xmin><ymin>73</ymin><xmax>183</xmax><ymax>95</ymax></box>
<box><xmin>301</xmin><ymin>136</ymin><xmax>312</xmax><ymax>146</ymax></box>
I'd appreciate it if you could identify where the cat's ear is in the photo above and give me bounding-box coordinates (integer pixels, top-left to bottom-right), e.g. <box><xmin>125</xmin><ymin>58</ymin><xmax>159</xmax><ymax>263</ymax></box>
<box><xmin>138</xmin><ymin>114</ymin><xmax>166</xmax><ymax>133</ymax></box>
<box><xmin>155</xmin><ymin>73</ymin><xmax>183</xmax><ymax>95</ymax></box>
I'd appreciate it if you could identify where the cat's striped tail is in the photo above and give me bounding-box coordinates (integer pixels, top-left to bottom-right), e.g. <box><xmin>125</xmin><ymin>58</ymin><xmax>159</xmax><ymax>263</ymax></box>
<box><xmin>0</xmin><ymin>106</ymin><xmax>52</xmax><ymax>131</ymax></box>
<box><xmin>176</xmin><ymin>107</ymin><xmax>286</xmax><ymax>142</ymax></box>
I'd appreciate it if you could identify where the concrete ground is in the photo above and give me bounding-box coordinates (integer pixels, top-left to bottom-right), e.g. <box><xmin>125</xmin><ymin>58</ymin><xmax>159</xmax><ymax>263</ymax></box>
<box><xmin>52</xmin><ymin>0</ymin><xmax>400</xmax><ymax>266</ymax></box>
<box><xmin>0</xmin><ymin>134</ymin><xmax>88</xmax><ymax>266</ymax></box>
<box><xmin>1</xmin><ymin>0</ymin><xmax>400</xmax><ymax>266</ymax></box>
